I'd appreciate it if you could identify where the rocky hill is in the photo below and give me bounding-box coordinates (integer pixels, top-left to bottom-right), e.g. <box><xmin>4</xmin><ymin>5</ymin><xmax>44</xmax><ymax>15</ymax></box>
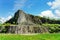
<box><xmin>0</xmin><ymin>10</ymin><xmax>60</xmax><ymax>34</ymax></box>
<box><xmin>0</xmin><ymin>10</ymin><xmax>49</xmax><ymax>34</ymax></box>
<box><xmin>6</xmin><ymin>10</ymin><xmax>42</xmax><ymax>25</ymax></box>
<box><xmin>6</xmin><ymin>10</ymin><xmax>60</xmax><ymax>25</ymax></box>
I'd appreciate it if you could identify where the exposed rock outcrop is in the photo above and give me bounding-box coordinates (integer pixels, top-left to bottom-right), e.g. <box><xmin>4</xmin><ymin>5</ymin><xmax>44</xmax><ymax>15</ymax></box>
<box><xmin>1</xmin><ymin>10</ymin><xmax>49</xmax><ymax>34</ymax></box>
<box><xmin>0</xmin><ymin>25</ymin><xmax>49</xmax><ymax>34</ymax></box>
<box><xmin>6</xmin><ymin>10</ymin><xmax>42</xmax><ymax>25</ymax></box>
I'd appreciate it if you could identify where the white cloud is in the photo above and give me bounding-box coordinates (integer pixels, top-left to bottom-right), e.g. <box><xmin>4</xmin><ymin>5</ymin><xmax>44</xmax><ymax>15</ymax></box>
<box><xmin>39</xmin><ymin>10</ymin><xmax>60</xmax><ymax>19</ymax></box>
<box><xmin>0</xmin><ymin>15</ymin><xmax>12</xmax><ymax>23</ymax></box>
<box><xmin>40</xmin><ymin>10</ymin><xmax>55</xmax><ymax>18</ymax></box>
<box><xmin>55</xmin><ymin>10</ymin><xmax>60</xmax><ymax>17</ymax></box>
<box><xmin>40</xmin><ymin>0</ymin><xmax>60</xmax><ymax>19</ymax></box>
<box><xmin>7</xmin><ymin>16</ymin><xmax>12</xmax><ymax>20</ymax></box>
<box><xmin>0</xmin><ymin>17</ymin><xmax>6</xmax><ymax>23</ymax></box>
<box><xmin>47</xmin><ymin>0</ymin><xmax>60</xmax><ymax>9</ymax></box>
<box><xmin>47</xmin><ymin>2</ymin><xmax>52</xmax><ymax>6</ymax></box>
<box><xmin>13</xmin><ymin>0</ymin><xmax>27</xmax><ymax>10</ymax></box>
<box><xmin>47</xmin><ymin>0</ymin><xmax>60</xmax><ymax>17</ymax></box>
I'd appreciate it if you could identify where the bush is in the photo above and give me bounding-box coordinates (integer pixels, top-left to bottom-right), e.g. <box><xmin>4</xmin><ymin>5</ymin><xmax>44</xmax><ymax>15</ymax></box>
<box><xmin>42</xmin><ymin>24</ymin><xmax>60</xmax><ymax>33</ymax></box>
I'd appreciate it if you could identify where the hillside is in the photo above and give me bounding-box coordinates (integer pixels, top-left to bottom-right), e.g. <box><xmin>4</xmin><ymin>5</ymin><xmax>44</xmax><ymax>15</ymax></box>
<box><xmin>0</xmin><ymin>10</ymin><xmax>49</xmax><ymax>34</ymax></box>
<box><xmin>5</xmin><ymin>10</ymin><xmax>60</xmax><ymax>24</ymax></box>
<box><xmin>6</xmin><ymin>10</ymin><xmax>42</xmax><ymax>25</ymax></box>
<box><xmin>0</xmin><ymin>10</ymin><xmax>60</xmax><ymax>33</ymax></box>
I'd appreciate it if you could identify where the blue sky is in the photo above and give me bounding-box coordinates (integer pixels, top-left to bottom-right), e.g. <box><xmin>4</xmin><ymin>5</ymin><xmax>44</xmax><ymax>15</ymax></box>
<box><xmin>0</xmin><ymin>0</ymin><xmax>60</xmax><ymax>23</ymax></box>
<box><xmin>0</xmin><ymin>0</ymin><xmax>53</xmax><ymax>17</ymax></box>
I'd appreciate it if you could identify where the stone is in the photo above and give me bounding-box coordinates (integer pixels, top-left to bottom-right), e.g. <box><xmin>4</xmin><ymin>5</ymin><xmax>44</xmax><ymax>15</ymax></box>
<box><xmin>1</xmin><ymin>10</ymin><xmax>49</xmax><ymax>34</ymax></box>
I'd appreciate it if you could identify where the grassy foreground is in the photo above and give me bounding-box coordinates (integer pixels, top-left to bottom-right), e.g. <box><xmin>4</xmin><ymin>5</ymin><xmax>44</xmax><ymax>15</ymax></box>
<box><xmin>0</xmin><ymin>33</ymin><xmax>60</xmax><ymax>40</ymax></box>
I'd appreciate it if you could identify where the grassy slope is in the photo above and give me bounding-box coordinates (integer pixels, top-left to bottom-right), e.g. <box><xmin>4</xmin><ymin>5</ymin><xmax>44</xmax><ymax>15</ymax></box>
<box><xmin>0</xmin><ymin>34</ymin><xmax>60</xmax><ymax>40</ymax></box>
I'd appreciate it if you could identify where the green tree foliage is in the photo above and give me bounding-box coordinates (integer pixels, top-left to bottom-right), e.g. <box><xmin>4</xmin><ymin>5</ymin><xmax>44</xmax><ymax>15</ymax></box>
<box><xmin>43</xmin><ymin>24</ymin><xmax>60</xmax><ymax>33</ymax></box>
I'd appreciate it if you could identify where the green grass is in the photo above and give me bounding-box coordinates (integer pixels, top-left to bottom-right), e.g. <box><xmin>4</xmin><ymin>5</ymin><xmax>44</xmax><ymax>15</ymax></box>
<box><xmin>0</xmin><ymin>33</ymin><xmax>60</xmax><ymax>40</ymax></box>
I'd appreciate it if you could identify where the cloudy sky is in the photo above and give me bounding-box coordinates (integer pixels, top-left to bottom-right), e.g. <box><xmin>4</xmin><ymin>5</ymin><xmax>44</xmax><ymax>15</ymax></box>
<box><xmin>0</xmin><ymin>0</ymin><xmax>60</xmax><ymax>23</ymax></box>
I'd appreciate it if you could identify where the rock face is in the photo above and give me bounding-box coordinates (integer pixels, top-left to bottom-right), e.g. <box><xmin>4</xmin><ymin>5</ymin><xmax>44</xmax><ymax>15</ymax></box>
<box><xmin>17</xmin><ymin>10</ymin><xmax>34</xmax><ymax>25</ymax></box>
<box><xmin>15</xmin><ymin>25</ymin><xmax>49</xmax><ymax>34</ymax></box>
<box><xmin>0</xmin><ymin>25</ymin><xmax>49</xmax><ymax>34</ymax></box>
<box><xmin>2</xmin><ymin>10</ymin><xmax>49</xmax><ymax>34</ymax></box>
<box><xmin>6</xmin><ymin>10</ymin><xmax>42</xmax><ymax>25</ymax></box>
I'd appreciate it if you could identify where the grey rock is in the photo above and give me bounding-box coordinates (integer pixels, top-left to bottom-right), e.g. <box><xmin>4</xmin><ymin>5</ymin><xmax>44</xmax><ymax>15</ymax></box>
<box><xmin>0</xmin><ymin>10</ymin><xmax>49</xmax><ymax>34</ymax></box>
